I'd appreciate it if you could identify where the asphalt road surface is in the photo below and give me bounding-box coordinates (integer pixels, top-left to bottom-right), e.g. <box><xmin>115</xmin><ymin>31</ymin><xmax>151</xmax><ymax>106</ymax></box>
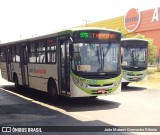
<box><xmin>0</xmin><ymin>76</ymin><xmax>160</xmax><ymax>135</ymax></box>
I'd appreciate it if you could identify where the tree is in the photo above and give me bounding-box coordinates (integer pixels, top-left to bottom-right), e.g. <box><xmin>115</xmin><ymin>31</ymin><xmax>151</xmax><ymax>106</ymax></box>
<box><xmin>133</xmin><ymin>34</ymin><xmax>156</xmax><ymax>65</ymax></box>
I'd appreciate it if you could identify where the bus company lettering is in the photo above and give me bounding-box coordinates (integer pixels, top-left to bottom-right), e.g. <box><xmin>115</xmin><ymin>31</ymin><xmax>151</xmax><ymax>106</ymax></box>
<box><xmin>34</xmin><ymin>68</ymin><xmax>46</xmax><ymax>74</ymax></box>
<box><xmin>124</xmin><ymin>8</ymin><xmax>141</xmax><ymax>32</ymax></box>
<box><xmin>29</xmin><ymin>68</ymin><xmax>46</xmax><ymax>74</ymax></box>
<box><xmin>92</xmin><ymin>33</ymin><xmax>115</xmax><ymax>40</ymax></box>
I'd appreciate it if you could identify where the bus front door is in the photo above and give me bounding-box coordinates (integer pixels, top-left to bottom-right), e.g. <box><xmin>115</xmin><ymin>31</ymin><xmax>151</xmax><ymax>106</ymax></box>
<box><xmin>20</xmin><ymin>45</ymin><xmax>29</xmax><ymax>86</ymax></box>
<box><xmin>6</xmin><ymin>47</ymin><xmax>12</xmax><ymax>81</ymax></box>
<box><xmin>59</xmin><ymin>37</ymin><xmax>70</xmax><ymax>95</ymax></box>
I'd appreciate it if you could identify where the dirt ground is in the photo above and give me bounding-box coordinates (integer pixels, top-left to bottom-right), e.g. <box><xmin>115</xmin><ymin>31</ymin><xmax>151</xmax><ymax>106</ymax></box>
<box><xmin>130</xmin><ymin>72</ymin><xmax>160</xmax><ymax>90</ymax></box>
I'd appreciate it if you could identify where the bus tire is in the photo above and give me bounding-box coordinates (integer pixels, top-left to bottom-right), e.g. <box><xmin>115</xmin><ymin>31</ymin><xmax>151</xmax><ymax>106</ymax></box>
<box><xmin>13</xmin><ymin>74</ymin><xmax>20</xmax><ymax>90</ymax></box>
<box><xmin>89</xmin><ymin>96</ymin><xmax>97</xmax><ymax>99</ymax></box>
<box><xmin>48</xmin><ymin>79</ymin><xmax>59</xmax><ymax>101</ymax></box>
<box><xmin>122</xmin><ymin>82</ymin><xmax>129</xmax><ymax>87</ymax></box>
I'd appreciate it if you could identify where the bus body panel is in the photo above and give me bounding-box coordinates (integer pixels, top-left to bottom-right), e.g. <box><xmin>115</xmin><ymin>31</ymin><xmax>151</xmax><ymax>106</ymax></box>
<box><xmin>11</xmin><ymin>63</ymin><xmax>23</xmax><ymax>85</ymax></box>
<box><xmin>12</xmin><ymin>63</ymin><xmax>21</xmax><ymax>79</ymax></box>
<box><xmin>122</xmin><ymin>69</ymin><xmax>147</xmax><ymax>82</ymax></box>
<box><xmin>17</xmin><ymin>73</ymin><xmax>23</xmax><ymax>86</ymax></box>
<box><xmin>0</xmin><ymin>62</ymin><xmax>22</xmax><ymax>83</ymax></box>
<box><xmin>70</xmin><ymin>77</ymin><xmax>92</xmax><ymax>97</ymax></box>
<box><xmin>70</xmin><ymin>70</ymin><xmax>122</xmax><ymax>97</ymax></box>
<box><xmin>70</xmin><ymin>76</ymin><xmax>122</xmax><ymax>97</ymax></box>
<box><xmin>109</xmin><ymin>81</ymin><xmax>121</xmax><ymax>94</ymax></box>
<box><xmin>28</xmin><ymin>64</ymin><xmax>58</xmax><ymax>92</ymax></box>
<box><xmin>0</xmin><ymin>62</ymin><xmax>8</xmax><ymax>80</ymax></box>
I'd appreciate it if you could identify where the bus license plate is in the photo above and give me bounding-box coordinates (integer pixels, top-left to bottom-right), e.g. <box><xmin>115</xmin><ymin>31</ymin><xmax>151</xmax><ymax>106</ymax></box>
<box><xmin>132</xmin><ymin>77</ymin><xmax>138</xmax><ymax>80</ymax></box>
<box><xmin>98</xmin><ymin>89</ymin><xmax>106</xmax><ymax>94</ymax></box>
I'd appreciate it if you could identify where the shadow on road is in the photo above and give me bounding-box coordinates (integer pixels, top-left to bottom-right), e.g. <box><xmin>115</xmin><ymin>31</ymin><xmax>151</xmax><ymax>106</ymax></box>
<box><xmin>122</xmin><ymin>85</ymin><xmax>147</xmax><ymax>92</ymax></box>
<box><xmin>0</xmin><ymin>85</ymin><xmax>134</xmax><ymax>135</ymax></box>
<box><xmin>0</xmin><ymin>85</ymin><xmax>134</xmax><ymax>134</ymax></box>
<box><xmin>0</xmin><ymin>85</ymin><xmax>120</xmax><ymax>112</ymax></box>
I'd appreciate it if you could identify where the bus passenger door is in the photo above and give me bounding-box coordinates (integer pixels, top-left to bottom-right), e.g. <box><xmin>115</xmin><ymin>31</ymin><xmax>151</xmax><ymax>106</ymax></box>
<box><xmin>58</xmin><ymin>36</ymin><xmax>70</xmax><ymax>95</ymax></box>
<box><xmin>20</xmin><ymin>45</ymin><xmax>29</xmax><ymax>86</ymax></box>
<box><xmin>6</xmin><ymin>47</ymin><xmax>12</xmax><ymax>81</ymax></box>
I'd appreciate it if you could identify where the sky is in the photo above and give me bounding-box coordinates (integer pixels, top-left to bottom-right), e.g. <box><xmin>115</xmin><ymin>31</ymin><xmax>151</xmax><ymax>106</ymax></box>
<box><xmin>0</xmin><ymin>0</ymin><xmax>159</xmax><ymax>42</ymax></box>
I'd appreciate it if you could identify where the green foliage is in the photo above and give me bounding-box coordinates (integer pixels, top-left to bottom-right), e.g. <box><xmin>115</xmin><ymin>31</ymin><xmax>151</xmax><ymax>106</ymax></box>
<box><xmin>134</xmin><ymin>34</ymin><xmax>156</xmax><ymax>65</ymax></box>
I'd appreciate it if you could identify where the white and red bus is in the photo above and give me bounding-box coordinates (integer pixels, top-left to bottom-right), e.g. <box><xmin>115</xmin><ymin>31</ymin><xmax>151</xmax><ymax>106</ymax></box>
<box><xmin>0</xmin><ymin>28</ymin><xmax>122</xmax><ymax>100</ymax></box>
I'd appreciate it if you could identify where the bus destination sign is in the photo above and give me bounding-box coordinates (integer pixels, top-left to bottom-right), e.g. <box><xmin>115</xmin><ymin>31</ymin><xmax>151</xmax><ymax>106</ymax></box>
<box><xmin>76</xmin><ymin>31</ymin><xmax>120</xmax><ymax>41</ymax></box>
<box><xmin>92</xmin><ymin>32</ymin><xmax>115</xmax><ymax>40</ymax></box>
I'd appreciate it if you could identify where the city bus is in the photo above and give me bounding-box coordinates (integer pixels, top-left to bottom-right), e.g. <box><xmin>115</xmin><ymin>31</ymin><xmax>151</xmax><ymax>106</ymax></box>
<box><xmin>121</xmin><ymin>38</ymin><xmax>148</xmax><ymax>87</ymax></box>
<box><xmin>0</xmin><ymin>28</ymin><xmax>122</xmax><ymax>100</ymax></box>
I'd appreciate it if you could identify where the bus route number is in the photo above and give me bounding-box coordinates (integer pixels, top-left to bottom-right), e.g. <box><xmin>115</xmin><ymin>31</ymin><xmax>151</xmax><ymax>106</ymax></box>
<box><xmin>80</xmin><ymin>32</ymin><xmax>89</xmax><ymax>39</ymax></box>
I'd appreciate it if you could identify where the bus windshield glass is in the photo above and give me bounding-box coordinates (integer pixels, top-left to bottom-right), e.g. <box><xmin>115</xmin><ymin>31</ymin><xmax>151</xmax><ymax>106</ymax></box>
<box><xmin>71</xmin><ymin>42</ymin><xmax>120</xmax><ymax>74</ymax></box>
<box><xmin>121</xmin><ymin>47</ymin><xmax>147</xmax><ymax>68</ymax></box>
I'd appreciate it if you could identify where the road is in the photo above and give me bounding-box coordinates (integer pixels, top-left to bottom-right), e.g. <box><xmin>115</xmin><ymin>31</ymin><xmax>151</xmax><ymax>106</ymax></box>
<box><xmin>0</xmin><ymin>76</ymin><xmax>160</xmax><ymax>135</ymax></box>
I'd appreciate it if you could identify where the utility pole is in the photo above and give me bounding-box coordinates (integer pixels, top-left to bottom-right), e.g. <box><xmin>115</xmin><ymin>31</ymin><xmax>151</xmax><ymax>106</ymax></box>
<box><xmin>32</xmin><ymin>34</ymin><xmax>36</xmax><ymax>38</ymax></box>
<box><xmin>82</xmin><ymin>20</ymin><xmax>92</xmax><ymax>27</ymax></box>
<box><xmin>18</xmin><ymin>34</ymin><xmax>22</xmax><ymax>39</ymax></box>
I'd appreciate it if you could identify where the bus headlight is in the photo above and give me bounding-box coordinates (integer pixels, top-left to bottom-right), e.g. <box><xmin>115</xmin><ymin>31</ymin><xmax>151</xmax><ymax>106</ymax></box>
<box><xmin>79</xmin><ymin>82</ymin><xmax>88</xmax><ymax>88</ymax></box>
<box><xmin>72</xmin><ymin>77</ymin><xmax>88</xmax><ymax>88</ymax></box>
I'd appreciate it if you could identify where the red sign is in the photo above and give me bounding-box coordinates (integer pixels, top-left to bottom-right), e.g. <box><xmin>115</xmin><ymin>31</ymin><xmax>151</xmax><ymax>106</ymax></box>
<box><xmin>124</xmin><ymin>8</ymin><xmax>141</xmax><ymax>32</ymax></box>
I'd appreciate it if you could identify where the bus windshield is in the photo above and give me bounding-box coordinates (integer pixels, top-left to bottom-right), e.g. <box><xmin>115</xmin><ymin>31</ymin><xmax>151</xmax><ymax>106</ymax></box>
<box><xmin>121</xmin><ymin>47</ymin><xmax>147</xmax><ymax>69</ymax></box>
<box><xmin>71</xmin><ymin>42</ymin><xmax>120</xmax><ymax>75</ymax></box>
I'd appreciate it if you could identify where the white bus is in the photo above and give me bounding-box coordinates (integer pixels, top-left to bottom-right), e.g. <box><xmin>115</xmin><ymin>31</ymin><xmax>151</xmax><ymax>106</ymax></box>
<box><xmin>0</xmin><ymin>28</ymin><xmax>122</xmax><ymax>100</ymax></box>
<box><xmin>121</xmin><ymin>38</ymin><xmax>148</xmax><ymax>87</ymax></box>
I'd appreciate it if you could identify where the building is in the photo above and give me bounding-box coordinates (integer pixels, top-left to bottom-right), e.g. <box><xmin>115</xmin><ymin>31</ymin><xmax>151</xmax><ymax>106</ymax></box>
<box><xmin>79</xmin><ymin>7</ymin><xmax>160</xmax><ymax>63</ymax></box>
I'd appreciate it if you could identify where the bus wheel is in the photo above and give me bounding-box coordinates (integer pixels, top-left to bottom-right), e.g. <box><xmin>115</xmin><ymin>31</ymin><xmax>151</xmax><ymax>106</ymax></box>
<box><xmin>89</xmin><ymin>96</ymin><xmax>97</xmax><ymax>99</ymax></box>
<box><xmin>48</xmin><ymin>79</ymin><xmax>58</xmax><ymax>101</ymax></box>
<box><xmin>122</xmin><ymin>82</ymin><xmax>129</xmax><ymax>87</ymax></box>
<box><xmin>14</xmin><ymin>75</ymin><xmax>20</xmax><ymax>90</ymax></box>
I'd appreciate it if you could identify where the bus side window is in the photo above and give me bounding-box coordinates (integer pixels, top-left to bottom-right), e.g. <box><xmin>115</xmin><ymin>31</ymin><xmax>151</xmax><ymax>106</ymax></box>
<box><xmin>47</xmin><ymin>38</ymin><xmax>56</xmax><ymax>63</ymax></box>
<box><xmin>11</xmin><ymin>45</ymin><xmax>16</xmax><ymax>62</ymax></box>
<box><xmin>29</xmin><ymin>43</ymin><xmax>36</xmax><ymax>63</ymax></box>
<box><xmin>47</xmin><ymin>52</ymin><xmax>56</xmax><ymax>63</ymax></box>
<box><xmin>15</xmin><ymin>45</ymin><xmax>20</xmax><ymax>62</ymax></box>
<box><xmin>0</xmin><ymin>47</ymin><xmax>6</xmax><ymax>62</ymax></box>
<box><xmin>29</xmin><ymin>53</ymin><xmax>36</xmax><ymax>63</ymax></box>
<box><xmin>37</xmin><ymin>41</ymin><xmax>46</xmax><ymax>63</ymax></box>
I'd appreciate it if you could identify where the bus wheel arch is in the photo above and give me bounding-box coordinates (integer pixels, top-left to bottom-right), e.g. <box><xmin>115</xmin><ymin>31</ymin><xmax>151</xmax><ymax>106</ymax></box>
<box><xmin>47</xmin><ymin>78</ymin><xmax>59</xmax><ymax>101</ymax></box>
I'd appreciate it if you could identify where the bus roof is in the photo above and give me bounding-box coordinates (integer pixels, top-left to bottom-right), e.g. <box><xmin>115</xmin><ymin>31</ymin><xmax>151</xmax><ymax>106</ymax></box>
<box><xmin>121</xmin><ymin>38</ymin><xmax>148</xmax><ymax>42</ymax></box>
<box><xmin>70</xmin><ymin>27</ymin><xmax>121</xmax><ymax>33</ymax></box>
<box><xmin>0</xmin><ymin>27</ymin><xmax>121</xmax><ymax>47</ymax></box>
